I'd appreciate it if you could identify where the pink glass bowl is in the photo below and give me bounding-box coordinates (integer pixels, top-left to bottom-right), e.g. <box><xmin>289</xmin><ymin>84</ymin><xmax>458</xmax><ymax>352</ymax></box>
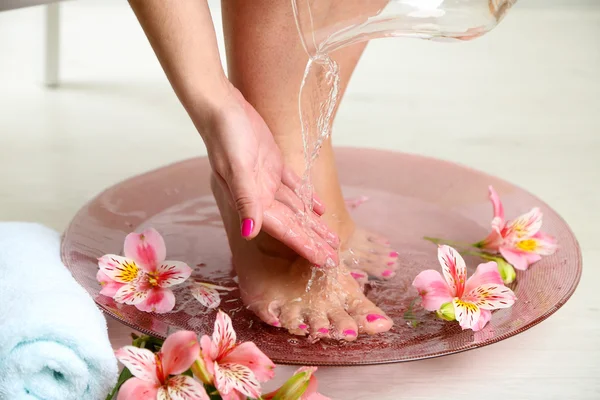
<box><xmin>61</xmin><ymin>148</ymin><xmax>582</xmax><ymax>365</ymax></box>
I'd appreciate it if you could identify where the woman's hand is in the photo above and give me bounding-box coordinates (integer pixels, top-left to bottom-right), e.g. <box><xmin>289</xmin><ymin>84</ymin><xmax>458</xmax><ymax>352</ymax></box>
<box><xmin>127</xmin><ymin>0</ymin><xmax>338</xmax><ymax>266</ymax></box>
<box><xmin>202</xmin><ymin>88</ymin><xmax>340</xmax><ymax>266</ymax></box>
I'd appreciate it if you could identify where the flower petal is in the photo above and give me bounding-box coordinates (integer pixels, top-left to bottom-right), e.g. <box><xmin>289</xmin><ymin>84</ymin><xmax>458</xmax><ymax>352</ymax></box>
<box><xmin>488</xmin><ymin>186</ymin><xmax>505</xmax><ymax>224</ymax></box>
<box><xmin>115</xmin><ymin>346</ymin><xmax>159</xmax><ymax>384</ymax></box>
<box><xmin>480</xmin><ymin>225</ymin><xmax>503</xmax><ymax>251</ymax></box>
<box><xmin>516</xmin><ymin>231</ymin><xmax>558</xmax><ymax>256</ymax></box>
<box><xmin>463</xmin><ymin>283</ymin><xmax>516</xmax><ymax>310</ymax></box>
<box><xmin>472</xmin><ymin>309</ymin><xmax>492</xmax><ymax>332</ymax></box>
<box><xmin>200</xmin><ymin>335</ymin><xmax>217</xmax><ymax>377</ymax></box>
<box><xmin>124</xmin><ymin>228</ymin><xmax>166</xmax><ymax>271</ymax></box>
<box><xmin>437</xmin><ymin>245</ymin><xmax>466</xmax><ymax>297</ymax></box>
<box><xmin>214</xmin><ymin>362</ymin><xmax>261</xmax><ymax>399</ymax></box>
<box><xmin>464</xmin><ymin>261</ymin><xmax>503</xmax><ymax>295</ymax></box>
<box><xmin>157</xmin><ymin>387</ymin><xmax>170</xmax><ymax>400</ymax></box>
<box><xmin>499</xmin><ymin>247</ymin><xmax>530</xmax><ymax>271</ymax></box>
<box><xmin>221</xmin><ymin>342</ymin><xmax>275</xmax><ymax>382</ymax></box>
<box><xmin>135</xmin><ymin>287</ymin><xmax>176</xmax><ymax>313</ymax></box>
<box><xmin>98</xmin><ymin>255</ymin><xmax>141</xmax><ymax>283</ymax></box>
<box><xmin>220</xmin><ymin>391</ymin><xmax>247</xmax><ymax>400</ymax></box>
<box><xmin>114</xmin><ymin>283</ymin><xmax>149</xmax><ymax>305</ymax></box>
<box><xmin>97</xmin><ymin>270</ymin><xmax>125</xmax><ymax>297</ymax></box>
<box><xmin>157</xmin><ymin>261</ymin><xmax>192</xmax><ymax>288</ymax></box>
<box><xmin>161</xmin><ymin>331</ymin><xmax>201</xmax><ymax>376</ymax></box>
<box><xmin>166</xmin><ymin>375</ymin><xmax>210</xmax><ymax>400</ymax></box>
<box><xmin>191</xmin><ymin>284</ymin><xmax>222</xmax><ymax>309</ymax></box>
<box><xmin>213</xmin><ymin>310</ymin><xmax>237</xmax><ymax>358</ymax></box>
<box><xmin>531</xmin><ymin>231</ymin><xmax>558</xmax><ymax>255</ymax></box>
<box><xmin>504</xmin><ymin>207</ymin><xmax>543</xmax><ymax>241</ymax></box>
<box><xmin>116</xmin><ymin>377</ymin><xmax>159</xmax><ymax>400</ymax></box>
<box><xmin>411</xmin><ymin>269</ymin><xmax>453</xmax><ymax>311</ymax></box>
<box><xmin>452</xmin><ymin>298</ymin><xmax>481</xmax><ymax>331</ymax></box>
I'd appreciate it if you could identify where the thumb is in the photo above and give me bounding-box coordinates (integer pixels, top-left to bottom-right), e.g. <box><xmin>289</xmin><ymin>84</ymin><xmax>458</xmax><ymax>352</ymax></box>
<box><xmin>226</xmin><ymin>173</ymin><xmax>263</xmax><ymax>240</ymax></box>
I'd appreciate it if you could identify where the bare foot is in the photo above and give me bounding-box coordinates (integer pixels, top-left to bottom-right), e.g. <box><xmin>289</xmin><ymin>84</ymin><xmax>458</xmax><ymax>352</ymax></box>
<box><xmin>212</xmin><ymin>176</ymin><xmax>393</xmax><ymax>341</ymax></box>
<box><xmin>341</xmin><ymin>226</ymin><xmax>399</xmax><ymax>281</ymax></box>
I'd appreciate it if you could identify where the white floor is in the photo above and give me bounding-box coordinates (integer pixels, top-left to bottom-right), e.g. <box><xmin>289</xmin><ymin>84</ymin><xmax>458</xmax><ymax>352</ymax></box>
<box><xmin>1</xmin><ymin>1</ymin><xmax>599</xmax><ymax>399</ymax></box>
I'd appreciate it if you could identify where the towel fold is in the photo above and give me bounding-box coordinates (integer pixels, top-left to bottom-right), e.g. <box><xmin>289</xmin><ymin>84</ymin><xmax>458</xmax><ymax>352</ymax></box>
<box><xmin>0</xmin><ymin>222</ymin><xmax>118</xmax><ymax>400</ymax></box>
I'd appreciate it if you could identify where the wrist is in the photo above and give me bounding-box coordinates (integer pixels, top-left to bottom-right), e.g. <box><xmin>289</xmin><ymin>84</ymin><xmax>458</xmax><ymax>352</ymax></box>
<box><xmin>181</xmin><ymin>73</ymin><xmax>236</xmax><ymax>138</ymax></box>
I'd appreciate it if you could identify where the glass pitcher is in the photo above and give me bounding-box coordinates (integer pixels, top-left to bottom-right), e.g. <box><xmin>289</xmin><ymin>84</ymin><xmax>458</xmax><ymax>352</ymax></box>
<box><xmin>292</xmin><ymin>0</ymin><xmax>518</xmax><ymax>56</ymax></box>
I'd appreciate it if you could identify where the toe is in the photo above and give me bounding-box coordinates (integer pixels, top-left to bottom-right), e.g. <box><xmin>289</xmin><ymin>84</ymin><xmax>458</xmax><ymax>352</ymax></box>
<box><xmin>348</xmin><ymin>269</ymin><xmax>368</xmax><ymax>286</ymax></box>
<box><xmin>249</xmin><ymin>299</ymin><xmax>282</xmax><ymax>328</ymax></box>
<box><xmin>328</xmin><ymin>308</ymin><xmax>358</xmax><ymax>341</ymax></box>
<box><xmin>344</xmin><ymin>248</ymin><xmax>398</xmax><ymax>280</ymax></box>
<box><xmin>279</xmin><ymin>302</ymin><xmax>308</xmax><ymax>336</ymax></box>
<box><xmin>307</xmin><ymin>311</ymin><xmax>331</xmax><ymax>339</ymax></box>
<box><xmin>366</xmin><ymin>232</ymin><xmax>391</xmax><ymax>246</ymax></box>
<box><xmin>348</xmin><ymin>297</ymin><xmax>393</xmax><ymax>335</ymax></box>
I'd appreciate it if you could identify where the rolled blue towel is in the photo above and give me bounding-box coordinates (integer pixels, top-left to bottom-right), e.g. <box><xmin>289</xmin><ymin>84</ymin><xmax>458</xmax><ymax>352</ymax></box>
<box><xmin>0</xmin><ymin>222</ymin><xmax>118</xmax><ymax>400</ymax></box>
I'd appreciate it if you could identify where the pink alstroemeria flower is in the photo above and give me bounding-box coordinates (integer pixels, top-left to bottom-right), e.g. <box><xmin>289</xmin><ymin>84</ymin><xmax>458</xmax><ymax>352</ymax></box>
<box><xmin>478</xmin><ymin>186</ymin><xmax>557</xmax><ymax>270</ymax></box>
<box><xmin>194</xmin><ymin>310</ymin><xmax>275</xmax><ymax>400</ymax></box>
<box><xmin>98</xmin><ymin>228</ymin><xmax>192</xmax><ymax>313</ymax></box>
<box><xmin>115</xmin><ymin>330</ymin><xmax>208</xmax><ymax>400</ymax></box>
<box><xmin>263</xmin><ymin>367</ymin><xmax>330</xmax><ymax>400</ymax></box>
<box><xmin>412</xmin><ymin>245</ymin><xmax>516</xmax><ymax>331</ymax></box>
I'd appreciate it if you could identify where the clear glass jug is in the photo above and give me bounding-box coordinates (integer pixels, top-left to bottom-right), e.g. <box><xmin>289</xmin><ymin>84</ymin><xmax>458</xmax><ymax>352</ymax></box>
<box><xmin>292</xmin><ymin>0</ymin><xmax>518</xmax><ymax>56</ymax></box>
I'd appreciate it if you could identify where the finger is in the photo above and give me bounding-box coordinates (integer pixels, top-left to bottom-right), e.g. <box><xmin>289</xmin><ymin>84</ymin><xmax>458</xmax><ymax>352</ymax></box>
<box><xmin>274</xmin><ymin>186</ymin><xmax>339</xmax><ymax>248</ymax></box>
<box><xmin>263</xmin><ymin>201</ymin><xmax>338</xmax><ymax>267</ymax></box>
<box><xmin>281</xmin><ymin>166</ymin><xmax>325</xmax><ymax>216</ymax></box>
<box><xmin>222</xmin><ymin>169</ymin><xmax>263</xmax><ymax>240</ymax></box>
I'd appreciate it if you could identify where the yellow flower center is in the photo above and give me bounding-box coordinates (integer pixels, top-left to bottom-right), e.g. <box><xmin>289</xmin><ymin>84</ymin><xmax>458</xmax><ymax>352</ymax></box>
<box><xmin>454</xmin><ymin>299</ymin><xmax>478</xmax><ymax>313</ymax></box>
<box><xmin>147</xmin><ymin>271</ymin><xmax>160</xmax><ymax>287</ymax></box>
<box><xmin>516</xmin><ymin>239</ymin><xmax>538</xmax><ymax>252</ymax></box>
<box><xmin>116</xmin><ymin>259</ymin><xmax>139</xmax><ymax>282</ymax></box>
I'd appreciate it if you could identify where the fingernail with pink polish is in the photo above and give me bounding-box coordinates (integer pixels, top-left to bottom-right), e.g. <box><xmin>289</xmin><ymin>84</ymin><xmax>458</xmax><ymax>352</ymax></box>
<box><xmin>343</xmin><ymin>329</ymin><xmax>357</xmax><ymax>337</ymax></box>
<box><xmin>318</xmin><ymin>328</ymin><xmax>329</xmax><ymax>335</ymax></box>
<box><xmin>241</xmin><ymin>219</ymin><xmax>254</xmax><ymax>238</ymax></box>
<box><xmin>299</xmin><ymin>324</ymin><xmax>308</xmax><ymax>330</ymax></box>
<box><xmin>366</xmin><ymin>314</ymin><xmax>386</xmax><ymax>323</ymax></box>
<box><xmin>389</xmin><ymin>251</ymin><xmax>399</xmax><ymax>258</ymax></box>
<box><xmin>382</xmin><ymin>269</ymin><xmax>394</xmax><ymax>277</ymax></box>
<box><xmin>271</xmin><ymin>321</ymin><xmax>280</xmax><ymax>327</ymax></box>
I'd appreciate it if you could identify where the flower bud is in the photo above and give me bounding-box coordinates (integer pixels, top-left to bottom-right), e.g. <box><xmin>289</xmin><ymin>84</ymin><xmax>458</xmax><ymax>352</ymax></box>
<box><xmin>436</xmin><ymin>302</ymin><xmax>456</xmax><ymax>322</ymax></box>
<box><xmin>269</xmin><ymin>368</ymin><xmax>316</xmax><ymax>400</ymax></box>
<box><xmin>191</xmin><ymin>357</ymin><xmax>212</xmax><ymax>385</ymax></box>
<box><xmin>496</xmin><ymin>258</ymin><xmax>516</xmax><ymax>284</ymax></box>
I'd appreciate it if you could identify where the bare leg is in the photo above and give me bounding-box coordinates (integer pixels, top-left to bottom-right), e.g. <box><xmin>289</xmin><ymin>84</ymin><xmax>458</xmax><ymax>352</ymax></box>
<box><xmin>216</xmin><ymin>0</ymin><xmax>394</xmax><ymax>339</ymax></box>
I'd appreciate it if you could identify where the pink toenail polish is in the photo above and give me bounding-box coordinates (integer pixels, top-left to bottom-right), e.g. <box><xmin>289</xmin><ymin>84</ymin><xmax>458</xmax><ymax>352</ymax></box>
<box><xmin>389</xmin><ymin>251</ymin><xmax>399</xmax><ymax>258</ymax></box>
<box><xmin>299</xmin><ymin>324</ymin><xmax>308</xmax><ymax>330</ymax></box>
<box><xmin>271</xmin><ymin>321</ymin><xmax>280</xmax><ymax>327</ymax></box>
<box><xmin>343</xmin><ymin>329</ymin><xmax>357</xmax><ymax>337</ymax></box>
<box><xmin>366</xmin><ymin>314</ymin><xmax>386</xmax><ymax>323</ymax></box>
<box><xmin>318</xmin><ymin>328</ymin><xmax>329</xmax><ymax>334</ymax></box>
<box><xmin>382</xmin><ymin>269</ymin><xmax>394</xmax><ymax>277</ymax></box>
<box><xmin>241</xmin><ymin>219</ymin><xmax>254</xmax><ymax>238</ymax></box>
<box><xmin>350</xmin><ymin>272</ymin><xmax>366</xmax><ymax>280</ymax></box>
